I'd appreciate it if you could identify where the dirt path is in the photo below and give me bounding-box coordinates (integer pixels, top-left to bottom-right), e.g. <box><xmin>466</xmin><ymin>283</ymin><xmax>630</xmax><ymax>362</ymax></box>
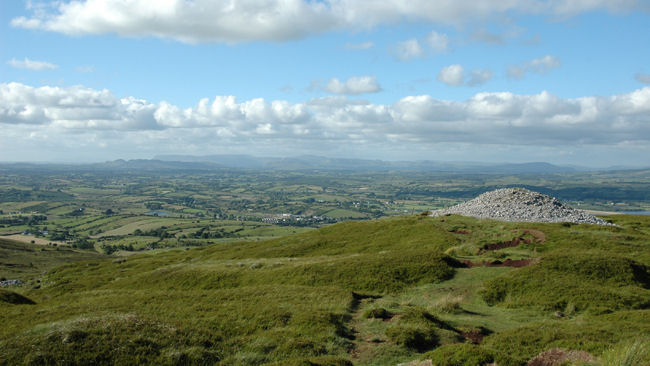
<box><xmin>347</xmin><ymin>292</ymin><xmax>385</xmax><ymax>361</ymax></box>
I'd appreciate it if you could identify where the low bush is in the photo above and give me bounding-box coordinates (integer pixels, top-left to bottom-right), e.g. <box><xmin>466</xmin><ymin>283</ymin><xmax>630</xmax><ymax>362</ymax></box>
<box><xmin>386</xmin><ymin>325</ymin><xmax>438</xmax><ymax>351</ymax></box>
<box><xmin>363</xmin><ymin>307</ymin><xmax>392</xmax><ymax>319</ymax></box>
<box><xmin>423</xmin><ymin>343</ymin><xmax>495</xmax><ymax>366</ymax></box>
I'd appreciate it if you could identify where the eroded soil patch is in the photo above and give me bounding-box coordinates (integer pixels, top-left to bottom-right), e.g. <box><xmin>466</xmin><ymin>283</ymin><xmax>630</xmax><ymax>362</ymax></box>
<box><xmin>461</xmin><ymin>258</ymin><xmax>535</xmax><ymax>268</ymax></box>
<box><xmin>479</xmin><ymin>229</ymin><xmax>546</xmax><ymax>253</ymax></box>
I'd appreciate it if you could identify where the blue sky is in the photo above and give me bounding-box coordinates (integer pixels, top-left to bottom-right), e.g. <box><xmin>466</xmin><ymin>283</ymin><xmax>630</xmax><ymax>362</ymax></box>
<box><xmin>1</xmin><ymin>1</ymin><xmax>649</xmax><ymax>167</ymax></box>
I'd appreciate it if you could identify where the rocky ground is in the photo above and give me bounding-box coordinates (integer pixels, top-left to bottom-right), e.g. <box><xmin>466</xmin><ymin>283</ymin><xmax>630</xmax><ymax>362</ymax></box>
<box><xmin>430</xmin><ymin>188</ymin><xmax>612</xmax><ymax>225</ymax></box>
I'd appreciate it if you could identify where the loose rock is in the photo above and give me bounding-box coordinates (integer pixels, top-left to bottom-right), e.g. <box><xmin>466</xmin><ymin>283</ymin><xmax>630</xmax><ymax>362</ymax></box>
<box><xmin>0</xmin><ymin>279</ymin><xmax>24</xmax><ymax>287</ymax></box>
<box><xmin>431</xmin><ymin>188</ymin><xmax>611</xmax><ymax>225</ymax></box>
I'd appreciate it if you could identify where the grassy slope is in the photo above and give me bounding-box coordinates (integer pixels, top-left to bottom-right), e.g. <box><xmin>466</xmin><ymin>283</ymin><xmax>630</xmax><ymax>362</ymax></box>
<box><xmin>0</xmin><ymin>238</ymin><xmax>105</xmax><ymax>281</ymax></box>
<box><xmin>1</xmin><ymin>215</ymin><xmax>649</xmax><ymax>365</ymax></box>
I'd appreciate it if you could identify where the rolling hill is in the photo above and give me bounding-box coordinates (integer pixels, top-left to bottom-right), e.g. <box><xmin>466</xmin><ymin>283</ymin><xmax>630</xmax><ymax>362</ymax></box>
<box><xmin>1</xmin><ymin>214</ymin><xmax>649</xmax><ymax>365</ymax></box>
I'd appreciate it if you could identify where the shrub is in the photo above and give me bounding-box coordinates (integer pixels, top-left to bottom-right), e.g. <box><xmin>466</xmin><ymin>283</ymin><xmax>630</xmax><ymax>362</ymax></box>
<box><xmin>434</xmin><ymin>294</ymin><xmax>465</xmax><ymax>314</ymax></box>
<box><xmin>479</xmin><ymin>277</ymin><xmax>508</xmax><ymax>306</ymax></box>
<box><xmin>386</xmin><ymin>325</ymin><xmax>439</xmax><ymax>351</ymax></box>
<box><xmin>424</xmin><ymin>343</ymin><xmax>495</xmax><ymax>366</ymax></box>
<box><xmin>363</xmin><ymin>307</ymin><xmax>392</xmax><ymax>319</ymax></box>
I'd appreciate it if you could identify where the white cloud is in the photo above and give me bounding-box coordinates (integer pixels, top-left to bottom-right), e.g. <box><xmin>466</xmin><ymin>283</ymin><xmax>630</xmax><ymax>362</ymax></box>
<box><xmin>394</xmin><ymin>39</ymin><xmax>424</xmax><ymax>61</ymax></box>
<box><xmin>7</xmin><ymin>57</ymin><xmax>58</xmax><ymax>70</ymax></box>
<box><xmin>3</xmin><ymin>82</ymin><xmax>649</xmax><ymax>156</ymax></box>
<box><xmin>344</xmin><ymin>42</ymin><xmax>375</xmax><ymax>50</ymax></box>
<box><xmin>0</xmin><ymin>82</ymin><xmax>157</xmax><ymax>130</ymax></box>
<box><xmin>635</xmin><ymin>73</ymin><xmax>650</xmax><ymax>84</ymax></box>
<box><xmin>437</xmin><ymin>65</ymin><xmax>493</xmax><ymax>87</ymax></box>
<box><xmin>470</xmin><ymin>29</ymin><xmax>504</xmax><ymax>44</ymax></box>
<box><xmin>467</xmin><ymin>69</ymin><xmax>494</xmax><ymax>86</ymax></box>
<box><xmin>324</xmin><ymin>76</ymin><xmax>382</xmax><ymax>95</ymax></box>
<box><xmin>437</xmin><ymin>65</ymin><xmax>465</xmax><ymax>86</ymax></box>
<box><xmin>508</xmin><ymin>55</ymin><xmax>561</xmax><ymax>79</ymax></box>
<box><xmin>11</xmin><ymin>1</ymin><xmax>649</xmax><ymax>43</ymax></box>
<box><xmin>426</xmin><ymin>31</ymin><xmax>449</xmax><ymax>53</ymax></box>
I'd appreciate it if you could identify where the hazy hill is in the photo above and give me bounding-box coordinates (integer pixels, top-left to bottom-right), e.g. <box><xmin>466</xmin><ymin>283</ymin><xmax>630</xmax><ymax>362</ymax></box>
<box><xmin>153</xmin><ymin>154</ymin><xmax>578</xmax><ymax>173</ymax></box>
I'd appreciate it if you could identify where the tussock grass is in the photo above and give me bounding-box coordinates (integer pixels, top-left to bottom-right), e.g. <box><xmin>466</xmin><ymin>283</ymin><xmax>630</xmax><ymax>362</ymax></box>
<box><xmin>481</xmin><ymin>310</ymin><xmax>650</xmax><ymax>363</ymax></box>
<box><xmin>598</xmin><ymin>339</ymin><xmax>649</xmax><ymax>366</ymax></box>
<box><xmin>480</xmin><ymin>250</ymin><xmax>650</xmax><ymax>313</ymax></box>
<box><xmin>423</xmin><ymin>343</ymin><xmax>495</xmax><ymax>366</ymax></box>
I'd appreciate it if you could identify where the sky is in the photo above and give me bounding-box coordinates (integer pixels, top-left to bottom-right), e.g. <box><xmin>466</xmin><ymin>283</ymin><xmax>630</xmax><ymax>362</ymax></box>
<box><xmin>1</xmin><ymin>0</ymin><xmax>650</xmax><ymax>167</ymax></box>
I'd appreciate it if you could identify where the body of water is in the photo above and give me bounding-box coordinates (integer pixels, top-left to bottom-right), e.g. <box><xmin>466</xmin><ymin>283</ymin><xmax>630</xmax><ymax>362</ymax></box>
<box><xmin>145</xmin><ymin>211</ymin><xmax>170</xmax><ymax>216</ymax></box>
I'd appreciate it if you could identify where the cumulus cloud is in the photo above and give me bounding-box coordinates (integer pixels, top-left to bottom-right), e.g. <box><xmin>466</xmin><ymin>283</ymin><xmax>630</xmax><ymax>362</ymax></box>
<box><xmin>437</xmin><ymin>65</ymin><xmax>465</xmax><ymax>86</ymax></box>
<box><xmin>324</xmin><ymin>76</ymin><xmax>381</xmax><ymax>95</ymax></box>
<box><xmin>508</xmin><ymin>55</ymin><xmax>561</xmax><ymax>79</ymax></box>
<box><xmin>469</xmin><ymin>29</ymin><xmax>504</xmax><ymax>44</ymax></box>
<box><xmin>394</xmin><ymin>39</ymin><xmax>424</xmax><ymax>61</ymax></box>
<box><xmin>467</xmin><ymin>69</ymin><xmax>494</xmax><ymax>86</ymax></box>
<box><xmin>3</xmin><ymin>82</ymin><xmax>650</xmax><ymax>155</ymax></box>
<box><xmin>437</xmin><ymin>65</ymin><xmax>492</xmax><ymax>86</ymax></box>
<box><xmin>7</xmin><ymin>57</ymin><xmax>58</xmax><ymax>70</ymax></box>
<box><xmin>0</xmin><ymin>83</ymin><xmax>157</xmax><ymax>130</ymax></box>
<box><xmin>426</xmin><ymin>31</ymin><xmax>449</xmax><ymax>53</ymax></box>
<box><xmin>11</xmin><ymin>1</ymin><xmax>649</xmax><ymax>43</ymax></box>
<box><xmin>635</xmin><ymin>73</ymin><xmax>650</xmax><ymax>84</ymax></box>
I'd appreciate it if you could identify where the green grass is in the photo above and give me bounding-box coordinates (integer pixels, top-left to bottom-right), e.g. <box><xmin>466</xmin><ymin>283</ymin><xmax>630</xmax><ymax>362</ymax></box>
<box><xmin>202</xmin><ymin>216</ymin><xmax>460</xmax><ymax>259</ymax></box>
<box><xmin>480</xmin><ymin>250</ymin><xmax>650</xmax><ymax>313</ymax></box>
<box><xmin>1</xmin><ymin>214</ymin><xmax>649</xmax><ymax>365</ymax></box>
<box><xmin>0</xmin><ymin>238</ymin><xmax>105</xmax><ymax>281</ymax></box>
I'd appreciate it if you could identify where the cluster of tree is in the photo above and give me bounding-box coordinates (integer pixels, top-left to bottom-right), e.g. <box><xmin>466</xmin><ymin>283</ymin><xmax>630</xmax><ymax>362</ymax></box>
<box><xmin>0</xmin><ymin>188</ymin><xmax>73</xmax><ymax>202</ymax></box>
<box><xmin>144</xmin><ymin>201</ymin><xmax>163</xmax><ymax>210</ymax></box>
<box><xmin>0</xmin><ymin>215</ymin><xmax>47</xmax><ymax>226</ymax></box>
<box><xmin>189</xmin><ymin>226</ymin><xmax>229</xmax><ymax>239</ymax></box>
<box><xmin>48</xmin><ymin>229</ymin><xmax>75</xmax><ymax>241</ymax></box>
<box><xmin>71</xmin><ymin>238</ymin><xmax>95</xmax><ymax>250</ymax></box>
<box><xmin>100</xmin><ymin>243</ymin><xmax>135</xmax><ymax>254</ymax></box>
<box><xmin>133</xmin><ymin>227</ymin><xmax>174</xmax><ymax>239</ymax></box>
<box><xmin>65</xmin><ymin>208</ymin><xmax>85</xmax><ymax>217</ymax></box>
<box><xmin>275</xmin><ymin>216</ymin><xmax>339</xmax><ymax>227</ymax></box>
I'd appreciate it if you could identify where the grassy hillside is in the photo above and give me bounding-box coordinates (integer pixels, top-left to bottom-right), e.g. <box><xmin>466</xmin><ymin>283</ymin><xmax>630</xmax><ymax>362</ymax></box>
<box><xmin>0</xmin><ymin>238</ymin><xmax>105</xmax><ymax>281</ymax></box>
<box><xmin>1</xmin><ymin>215</ymin><xmax>649</xmax><ymax>365</ymax></box>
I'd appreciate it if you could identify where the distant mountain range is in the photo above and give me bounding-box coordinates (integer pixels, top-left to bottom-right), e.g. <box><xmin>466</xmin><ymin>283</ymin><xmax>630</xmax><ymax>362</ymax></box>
<box><xmin>2</xmin><ymin>155</ymin><xmax>647</xmax><ymax>174</ymax></box>
<box><xmin>152</xmin><ymin>154</ymin><xmax>579</xmax><ymax>174</ymax></box>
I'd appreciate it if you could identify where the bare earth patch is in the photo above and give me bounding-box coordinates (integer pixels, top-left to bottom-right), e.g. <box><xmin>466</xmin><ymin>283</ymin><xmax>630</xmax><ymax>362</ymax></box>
<box><xmin>461</xmin><ymin>258</ymin><xmax>536</xmax><ymax>268</ymax></box>
<box><xmin>527</xmin><ymin>348</ymin><xmax>596</xmax><ymax>366</ymax></box>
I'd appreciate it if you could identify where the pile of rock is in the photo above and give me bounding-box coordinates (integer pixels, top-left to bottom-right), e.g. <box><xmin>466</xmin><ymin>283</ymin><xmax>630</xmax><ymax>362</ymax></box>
<box><xmin>0</xmin><ymin>279</ymin><xmax>23</xmax><ymax>287</ymax></box>
<box><xmin>430</xmin><ymin>188</ymin><xmax>611</xmax><ymax>225</ymax></box>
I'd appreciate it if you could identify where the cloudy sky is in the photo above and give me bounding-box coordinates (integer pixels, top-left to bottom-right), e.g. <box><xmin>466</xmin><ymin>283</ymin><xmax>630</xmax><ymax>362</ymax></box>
<box><xmin>1</xmin><ymin>0</ymin><xmax>650</xmax><ymax>167</ymax></box>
